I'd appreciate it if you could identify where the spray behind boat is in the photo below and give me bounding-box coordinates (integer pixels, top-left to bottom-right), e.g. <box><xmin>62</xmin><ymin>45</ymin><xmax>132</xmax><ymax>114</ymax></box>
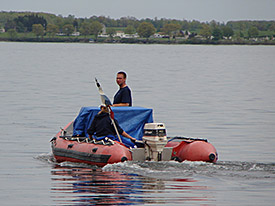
<box><xmin>131</xmin><ymin>123</ymin><xmax>173</xmax><ymax>161</ymax></box>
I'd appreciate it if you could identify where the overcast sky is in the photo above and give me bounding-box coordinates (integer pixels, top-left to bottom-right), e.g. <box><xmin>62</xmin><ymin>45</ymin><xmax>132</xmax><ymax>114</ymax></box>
<box><xmin>1</xmin><ymin>0</ymin><xmax>275</xmax><ymax>23</ymax></box>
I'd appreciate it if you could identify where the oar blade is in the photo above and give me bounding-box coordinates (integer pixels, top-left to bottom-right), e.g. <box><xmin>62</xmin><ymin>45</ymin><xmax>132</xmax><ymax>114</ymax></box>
<box><xmin>101</xmin><ymin>95</ymin><xmax>112</xmax><ymax>106</ymax></box>
<box><xmin>95</xmin><ymin>77</ymin><xmax>112</xmax><ymax>105</ymax></box>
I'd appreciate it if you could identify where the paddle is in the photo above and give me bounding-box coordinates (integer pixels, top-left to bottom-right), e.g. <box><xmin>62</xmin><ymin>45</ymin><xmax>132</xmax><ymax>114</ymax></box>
<box><xmin>95</xmin><ymin>78</ymin><xmax>122</xmax><ymax>143</ymax></box>
<box><xmin>95</xmin><ymin>78</ymin><xmax>112</xmax><ymax>106</ymax></box>
<box><xmin>108</xmin><ymin>106</ymin><xmax>123</xmax><ymax>143</ymax></box>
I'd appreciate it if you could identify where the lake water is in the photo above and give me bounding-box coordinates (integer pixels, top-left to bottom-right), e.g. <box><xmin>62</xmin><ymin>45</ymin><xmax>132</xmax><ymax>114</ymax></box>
<box><xmin>0</xmin><ymin>42</ymin><xmax>275</xmax><ymax>205</ymax></box>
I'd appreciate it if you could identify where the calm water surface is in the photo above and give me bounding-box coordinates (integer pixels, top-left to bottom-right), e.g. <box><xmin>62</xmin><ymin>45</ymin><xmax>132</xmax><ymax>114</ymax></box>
<box><xmin>0</xmin><ymin>42</ymin><xmax>275</xmax><ymax>205</ymax></box>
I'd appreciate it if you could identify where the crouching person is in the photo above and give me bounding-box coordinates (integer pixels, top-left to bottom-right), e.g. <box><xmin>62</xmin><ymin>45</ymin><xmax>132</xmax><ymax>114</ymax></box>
<box><xmin>87</xmin><ymin>104</ymin><xmax>136</xmax><ymax>146</ymax></box>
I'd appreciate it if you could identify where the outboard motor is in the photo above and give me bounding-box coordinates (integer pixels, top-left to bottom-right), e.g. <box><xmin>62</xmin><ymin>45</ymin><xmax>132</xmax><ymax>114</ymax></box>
<box><xmin>131</xmin><ymin>123</ymin><xmax>172</xmax><ymax>161</ymax></box>
<box><xmin>143</xmin><ymin>123</ymin><xmax>168</xmax><ymax>161</ymax></box>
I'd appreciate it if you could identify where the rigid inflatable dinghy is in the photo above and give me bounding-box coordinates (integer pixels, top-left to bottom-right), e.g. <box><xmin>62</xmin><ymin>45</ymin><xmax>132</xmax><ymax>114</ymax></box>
<box><xmin>166</xmin><ymin>137</ymin><xmax>218</xmax><ymax>163</ymax></box>
<box><xmin>51</xmin><ymin>107</ymin><xmax>218</xmax><ymax>166</ymax></box>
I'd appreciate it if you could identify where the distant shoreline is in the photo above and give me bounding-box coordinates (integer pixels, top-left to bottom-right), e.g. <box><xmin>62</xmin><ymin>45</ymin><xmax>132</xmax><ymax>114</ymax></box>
<box><xmin>1</xmin><ymin>37</ymin><xmax>274</xmax><ymax>45</ymax></box>
<box><xmin>1</xmin><ymin>12</ymin><xmax>274</xmax><ymax>46</ymax></box>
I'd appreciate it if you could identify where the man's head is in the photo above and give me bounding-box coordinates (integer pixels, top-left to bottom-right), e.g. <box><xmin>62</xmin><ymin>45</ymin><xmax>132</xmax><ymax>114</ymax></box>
<box><xmin>116</xmin><ymin>71</ymin><xmax>127</xmax><ymax>88</ymax></box>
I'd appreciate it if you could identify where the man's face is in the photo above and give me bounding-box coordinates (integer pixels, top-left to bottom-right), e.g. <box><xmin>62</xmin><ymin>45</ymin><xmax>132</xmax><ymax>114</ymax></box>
<box><xmin>116</xmin><ymin>74</ymin><xmax>126</xmax><ymax>86</ymax></box>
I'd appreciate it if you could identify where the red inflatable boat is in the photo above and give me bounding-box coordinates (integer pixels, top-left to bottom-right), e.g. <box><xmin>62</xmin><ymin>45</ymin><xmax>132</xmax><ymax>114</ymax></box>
<box><xmin>166</xmin><ymin>137</ymin><xmax>218</xmax><ymax>163</ymax></box>
<box><xmin>50</xmin><ymin>107</ymin><xmax>218</xmax><ymax>166</ymax></box>
<box><xmin>51</xmin><ymin>121</ymin><xmax>132</xmax><ymax>167</ymax></box>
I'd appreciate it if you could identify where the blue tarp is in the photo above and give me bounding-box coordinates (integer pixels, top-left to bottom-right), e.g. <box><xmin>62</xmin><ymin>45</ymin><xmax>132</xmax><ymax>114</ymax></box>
<box><xmin>73</xmin><ymin>107</ymin><xmax>153</xmax><ymax>146</ymax></box>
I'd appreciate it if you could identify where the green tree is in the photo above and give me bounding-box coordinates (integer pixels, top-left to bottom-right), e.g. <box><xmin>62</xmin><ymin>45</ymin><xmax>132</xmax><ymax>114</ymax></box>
<box><xmin>106</xmin><ymin>27</ymin><xmax>116</xmax><ymax>39</ymax></box>
<box><xmin>137</xmin><ymin>22</ymin><xmax>156</xmax><ymax>39</ymax></box>
<box><xmin>181</xmin><ymin>20</ymin><xmax>189</xmax><ymax>30</ymax></box>
<box><xmin>14</xmin><ymin>14</ymin><xmax>47</xmax><ymax>32</ymax></box>
<box><xmin>79</xmin><ymin>22</ymin><xmax>91</xmax><ymax>37</ymax></box>
<box><xmin>63</xmin><ymin>24</ymin><xmax>74</xmax><ymax>36</ymax></box>
<box><xmin>222</xmin><ymin>26</ymin><xmax>234</xmax><ymax>39</ymax></box>
<box><xmin>46</xmin><ymin>23</ymin><xmax>58</xmax><ymax>37</ymax></box>
<box><xmin>189</xmin><ymin>20</ymin><xmax>202</xmax><ymax>31</ymax></box>
<box><xmin>7</xmin><ymin>28</ymin><xmax>17</xmax><ymax>39</ymax></box>
<box><xmin>269</xmin><ymin>23</ymin><xmax>275</xmax><ymax>32</ymax></box>
<box><xmin>199</xmin><ymin>24</ymin><xmax>212</xmax><ymax>39</ymax></box>
<box><xmin>124</xmin><ymin>25</ymin><xmax>135</xmax><ymax>35</ymax></box>
<box><xmin>162</xmin><ymin>23</ymin><xmax>181</xmax><ymax>39</ymax></box>
<box><xmin>212</xmin><ymin>27</ymin><xmax>222</xmax><ymax>40</ymax></box>
<box><xmin>32</xmin><ymin>24</ymin><xmax>44</xmax><ymax>38</ymax></box>
<box><xmin>55</xmin><ymin>16</ymin><xmax>64</xmax><ymax>31</ymax></box>
<box><xmin>73</xmin><ymin>19</ymin><xmax>78</xmax><ymax>30</ymax></box>
<box><xmin>4</xmin><ymin>20</ymin><xmax>16</xmax><ymax>32</ymax></box>
<box><xmin>248</xmin><ymin>26</ymin><xmax>259</xmax><ymax>38</ymax></box>
<box><xmin>90</xmin><ymin>21</ymin><xmax>103</xmax><ymax>40</ymax></box>
<box><xmin>16</xmin><ymin>22</ymin><xmax>25</xmax><ymax>32</ymax></box>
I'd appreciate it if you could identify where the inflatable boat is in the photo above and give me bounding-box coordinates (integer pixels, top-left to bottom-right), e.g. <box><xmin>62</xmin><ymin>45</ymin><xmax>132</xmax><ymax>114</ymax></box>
<box><xmin>51</xmin><ymin>121</ymin><xmax>132</xmax><ymax>167</ymax></box>
<box><xmin>51</xmin><ymin>107</ymin><xmax>218</xmax><ymax>167</ymax></box>
<box><xmin>166</xmin><ymin>137</ymin><xmax>218</xmax><ymax>162</ymax></box>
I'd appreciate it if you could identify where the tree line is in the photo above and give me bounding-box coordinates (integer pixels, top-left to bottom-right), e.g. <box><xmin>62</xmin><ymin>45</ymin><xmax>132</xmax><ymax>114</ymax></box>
<box><xmin>1</xmin><ymin>11</ymin><xmax>274</xmax><ymax>42</ymax></box>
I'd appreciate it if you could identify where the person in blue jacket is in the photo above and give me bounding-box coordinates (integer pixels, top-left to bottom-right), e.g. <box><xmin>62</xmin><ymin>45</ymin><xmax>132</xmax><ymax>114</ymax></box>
<box><xmin>87</xmin><ymin>104</ymin><xmax>136</xmax><ymax>143</ymax></box>
<box><xmin>113</xmin><ymin>71</ymin><xmax>132</xmax><ymax>107</ymax></box>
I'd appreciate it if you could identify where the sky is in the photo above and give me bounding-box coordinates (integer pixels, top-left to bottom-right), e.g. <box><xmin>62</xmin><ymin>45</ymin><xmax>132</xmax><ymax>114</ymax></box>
<box><xmin>1</xmin><ymin>0</ymin><xmax>275</xmax><ymax>23</ymax></box>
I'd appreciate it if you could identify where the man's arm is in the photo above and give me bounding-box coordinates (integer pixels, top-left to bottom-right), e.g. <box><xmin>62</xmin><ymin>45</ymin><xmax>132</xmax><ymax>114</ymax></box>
<box><xmin>122</xmin><ymin>131</ymin><xmax>136</xmax><ymax>142</ymax></box>
<box><xmin>112</xmin><ymin>103</ymin><xmax>130</xmax><ymax>107</ymax></box>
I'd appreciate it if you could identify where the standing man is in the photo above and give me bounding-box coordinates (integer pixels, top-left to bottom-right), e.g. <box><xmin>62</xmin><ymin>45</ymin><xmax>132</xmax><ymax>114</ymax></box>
<box><xmin>113</xmin><ymin>71</ymin><xmax>132</xmax><ymax>107</ymax></box>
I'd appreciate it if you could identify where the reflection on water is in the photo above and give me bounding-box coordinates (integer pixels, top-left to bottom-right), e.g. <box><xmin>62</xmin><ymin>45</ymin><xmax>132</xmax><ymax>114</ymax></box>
<box><xmin>48</xmin><ymin>156</ymin><xmax>275</xmax><ymax>205</ymax></box>
<box><xmin>50</xmin><ymin>164</ymin><xmax>212</xmax><ymax>205</ymax></box>
<box><xmin>34</xmin><ymin>151</ymin><xmax>275</xmax><ymax>205</ymax></box>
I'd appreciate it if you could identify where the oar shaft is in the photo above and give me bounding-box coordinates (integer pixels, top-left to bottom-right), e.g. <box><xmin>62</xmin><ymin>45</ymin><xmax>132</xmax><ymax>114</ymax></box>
<box><xmin>95</xmin><ymin>78</ymin><xmax>122</xmax><ymax>143</ymax></box>
<box><xmin>110</xmin><ymin>117</ymin><xmax>122</xmax><ymax>143</ymax></box>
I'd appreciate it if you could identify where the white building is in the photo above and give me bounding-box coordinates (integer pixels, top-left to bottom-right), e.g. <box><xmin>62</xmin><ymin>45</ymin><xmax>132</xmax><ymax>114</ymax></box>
<box><xmin>114</xmin><ymin>31</ymin><xmax>139</xmax><ymax>38</ymax></box>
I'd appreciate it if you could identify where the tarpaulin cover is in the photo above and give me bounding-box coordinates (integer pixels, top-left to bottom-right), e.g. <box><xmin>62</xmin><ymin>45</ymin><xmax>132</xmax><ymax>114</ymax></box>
<box><xmin>73</xmin><ymin>107</ymin><xmax>153</xmax><ymax>144</ymax></box>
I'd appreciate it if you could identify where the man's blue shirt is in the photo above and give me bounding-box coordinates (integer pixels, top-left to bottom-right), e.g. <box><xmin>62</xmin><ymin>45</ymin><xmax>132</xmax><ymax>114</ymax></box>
<box><xmin>113</xmin><ymin>86</ymin><xmax>132</xmax><ymax>106</ymax></box>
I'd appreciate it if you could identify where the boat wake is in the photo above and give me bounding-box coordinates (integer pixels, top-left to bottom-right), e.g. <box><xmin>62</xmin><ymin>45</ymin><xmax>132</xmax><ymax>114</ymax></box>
<box><xmin>34</xmin><ymin>152</ymin><xmax>56</xmax><ymax>164</ymax></box>
<box><xmin>35</xmin><ymin>153</ymin><xmax>275</xmax><ymax>180</ymax></box>
<box><xmin>103</xmin><ymin>160</ymin><xmax>275</xmax><ymax>180</ymax></box>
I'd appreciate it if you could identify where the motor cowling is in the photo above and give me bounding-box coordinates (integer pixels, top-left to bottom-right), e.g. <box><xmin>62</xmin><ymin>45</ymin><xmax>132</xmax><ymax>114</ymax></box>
<box><xmin>142</xmin><ymin>123</ymin><xmax>171</xmax><ymax>161</ymax></box>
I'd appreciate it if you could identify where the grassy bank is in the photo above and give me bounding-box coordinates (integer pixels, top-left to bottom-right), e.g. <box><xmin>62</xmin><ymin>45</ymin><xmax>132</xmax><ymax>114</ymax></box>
<box><xmin>0</xmin><ymin>33</ymin><xmax>274</xmax><ymax>45</ymax></box>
